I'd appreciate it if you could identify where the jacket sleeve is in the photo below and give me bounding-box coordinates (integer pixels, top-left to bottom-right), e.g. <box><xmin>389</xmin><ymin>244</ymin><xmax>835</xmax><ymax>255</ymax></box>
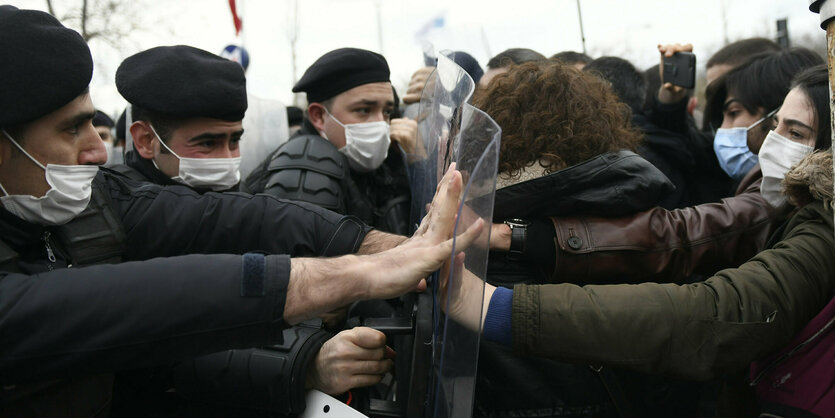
<box><xmin>549</xmin><ymin>176</ymin><xmax>781</xmax><ymax>284</ymax></box>
<box><xmin>513</xmin><ymin>202</ymin><xmax>835</xmax><ymax>381</ymax></box>
<box><xmin>648</xmin><ymin>95</ymin><xmax>689</xmax><ymax>134</ymax></box>
<box><xmin>0</xmin><ymin>253</ymin><xmax>289</xmax><ymax>384</ymax></box>
<box><xmin>174</xmin><ymin>323</ymin><xmax>331</xmax><ymax>415</ymax></box>
<box><xmin>99</xmin><ymin>172</ymin><xmax>370</xmax><ymax>260</ymax></box>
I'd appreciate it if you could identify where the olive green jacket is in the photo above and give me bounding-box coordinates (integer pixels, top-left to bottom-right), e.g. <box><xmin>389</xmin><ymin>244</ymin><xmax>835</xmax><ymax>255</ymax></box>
<box><xmin>511</xmin><ymin>149</ymin><xmax>835</xmax><ymax>381</ymax></box>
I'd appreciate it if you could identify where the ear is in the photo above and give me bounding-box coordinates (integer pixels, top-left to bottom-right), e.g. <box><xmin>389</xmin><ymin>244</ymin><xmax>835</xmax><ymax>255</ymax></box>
<box><xmin>308</xmin><ymin>103</ymin><xmax>327</xmax><ymax>134</ymax></box>
<box><xmin>130</xmin><ymin>121</ymin><xmax>157</xmax><ymax>160</ymax></box>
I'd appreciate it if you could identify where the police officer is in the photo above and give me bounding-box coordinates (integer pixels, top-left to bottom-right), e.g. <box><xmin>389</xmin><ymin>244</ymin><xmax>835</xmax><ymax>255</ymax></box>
<box><xmin>109</xmin><ymin>45</ymin><xmax>244</xmax><ymax>192</ymax></box>
<box><xmin>0</xmin><ymin>6</ymin><xmax>475</xmax><ymax>416</ymax></box>
<box><xmin>108</xmin><ymin>45</ymin><xmax>398</xmax><ymax>415</ymax></box>
<box><xmin>243</xmin><ymin>48</ymin><xmax>416</xmax><ymax>234</ymax></box>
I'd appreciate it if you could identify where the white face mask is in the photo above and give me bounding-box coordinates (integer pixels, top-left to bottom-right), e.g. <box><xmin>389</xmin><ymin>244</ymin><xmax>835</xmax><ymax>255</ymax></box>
<box><xmin>758</xmin><ymin>130</ymin><xmax>814</xmax><ymax>208</ymax></box>
<box><xmin>0</xmin><ymin>130</ymin><xmax>98</xmax><ymax>225</ymax></box>
<box><xmin>149</xmin><ymin>124</ymin><xmax>241</xmax><ymax>191</ymax></box>
<box><xmin>323</xmin><ymin>108</ymin><xmax>390</xmax><ymax>172</ymax></box>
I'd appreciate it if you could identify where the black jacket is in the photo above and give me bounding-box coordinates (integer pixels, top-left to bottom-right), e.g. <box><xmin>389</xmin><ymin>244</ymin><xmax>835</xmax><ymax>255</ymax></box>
<box><xmin>0</xmin><ymin>169</ymin><xmax>369</xmax><ymax>415</ymax></box>
<box><xmin>477</xmin><ymin>151</ymin><xmax>702</xmax><ymax>417</ymax></box>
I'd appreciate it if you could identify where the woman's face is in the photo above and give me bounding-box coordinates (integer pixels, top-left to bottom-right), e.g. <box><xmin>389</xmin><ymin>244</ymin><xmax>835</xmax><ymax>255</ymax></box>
<box><xmin>720</xmin><ymin>95</ymin><xmax>767</xmax><ymax>154</ymax></box>
<box><xmin>771</xmin><ymin>87</ymin><xmax>817</xmax><ymax>148</ymax></box>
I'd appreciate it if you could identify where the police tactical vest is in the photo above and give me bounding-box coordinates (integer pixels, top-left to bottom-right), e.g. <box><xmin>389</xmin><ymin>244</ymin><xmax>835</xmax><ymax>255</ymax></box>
<box><xmin>0</xmin><ymin>181</ymin><xmax>126</xmax><ymax>272</ymax></box>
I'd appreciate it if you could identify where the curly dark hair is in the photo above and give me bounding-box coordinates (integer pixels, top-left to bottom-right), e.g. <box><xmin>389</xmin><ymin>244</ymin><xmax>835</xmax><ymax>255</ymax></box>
<box><xmin>472</xmin><ymin>61</ymin><xmax>642</xmax><ymax>176</ymax></box>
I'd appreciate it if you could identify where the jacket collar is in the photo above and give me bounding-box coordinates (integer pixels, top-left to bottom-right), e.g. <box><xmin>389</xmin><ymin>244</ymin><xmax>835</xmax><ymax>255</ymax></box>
<box><xmin>0</xmin><ymin>201</ymin><xmax>47</xmax><ymax>250</ymax></box>
<box><xmin>124</xmin><ymin>149</ymin><xmax>180</xmax><ymax>187</ymax></box>
<box><xmin>493</xmin><ymin>150</ymin><xmax>675</xmax><ymax>220</ymax></box>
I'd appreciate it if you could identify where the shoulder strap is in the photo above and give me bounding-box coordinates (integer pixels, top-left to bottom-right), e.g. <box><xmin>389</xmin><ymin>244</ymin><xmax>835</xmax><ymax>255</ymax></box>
<box><xmin>261</xmin><ymin>135</ymin><xmax>349</xmax><ymax>212</ymax></box>
<box><xmin>54</xmin><ymin>182</ymin><xmax>126</xmax><ymax>266</ymax></box>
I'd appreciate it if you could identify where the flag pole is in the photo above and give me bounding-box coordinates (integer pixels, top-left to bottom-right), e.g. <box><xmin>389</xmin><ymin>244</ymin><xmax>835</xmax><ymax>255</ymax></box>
<box><xmin>576</xmin><ymin>0</ymin><xmax>587</xmax><ymax>54</ymax></box>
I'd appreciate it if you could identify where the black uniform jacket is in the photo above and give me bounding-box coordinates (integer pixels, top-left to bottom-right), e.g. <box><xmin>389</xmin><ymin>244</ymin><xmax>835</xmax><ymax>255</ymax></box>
<box><xmin>0</xmin><ymin>168</ymin><xmax>370</xmax><ymax>384</ymax></box>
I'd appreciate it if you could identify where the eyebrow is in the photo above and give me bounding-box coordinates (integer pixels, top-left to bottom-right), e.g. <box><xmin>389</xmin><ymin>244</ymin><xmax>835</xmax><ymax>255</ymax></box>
<box><xmin>186</xmin><ymin>129</ymin><xmax>245</xmax><ymax>143</ymax></box>
<box><xmin>778</xmin><ymin>116</ymin><xmax>813</xmax><ymax>132</ymax></box>
<box><xmin>722</xmin><ymin>99</ymin><xmax>742</xmax><ymax>111</ymax></box>
<box><xmin>348</xmin><ymin>99</ymin><xmax>395</xmax><ymax>107</ymax></box>
<box><xmin>61</xmin><ymin>111</ymin><xmax>97</xmax><ymax>128</ymax></box>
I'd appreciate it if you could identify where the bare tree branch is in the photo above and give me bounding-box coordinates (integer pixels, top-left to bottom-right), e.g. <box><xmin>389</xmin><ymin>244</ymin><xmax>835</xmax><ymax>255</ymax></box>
<box><xmin>45</xmin><ymin>0</ymin><xmax>55</xmax><ymax>16</ymax></box>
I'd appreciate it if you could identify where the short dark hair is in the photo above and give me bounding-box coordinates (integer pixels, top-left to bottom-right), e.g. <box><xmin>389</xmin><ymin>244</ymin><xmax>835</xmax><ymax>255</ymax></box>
<box><xmin>486</xmin><ymin>48</ymin><xmax>546</xmax><ymax>69</ymax></box>
<box><xmin>704</xmin><ymin>48</ymin><xmax>824</xmax><ymax>131</ymax></box>
<box><xmin>550</xmin><ymin>51</ymin><xmax>592</xmax><ymax>67</ymax></box>
<box><xmin>130</xmin><ymin>105</ymin><xmax>185</xmax><ymax>153</ymax></box>
<box><xmin>790</xmin><ymin>64</ymin><xmax>831</xmax><ymax>150</ymax></box>
<box><xmin>706</xmin><ymin>37</ymin><xmax>782</xmax><ymax>69</ymax></box>
<box><xmin>584</xmin><ymin>56</ymin><xmax>647</xmax><ymax>113</ymax></box>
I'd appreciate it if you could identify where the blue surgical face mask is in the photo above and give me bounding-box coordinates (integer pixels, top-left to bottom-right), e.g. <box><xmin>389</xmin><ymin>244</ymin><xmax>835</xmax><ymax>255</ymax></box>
<box><xmin>713</xmin><ymin>109</ymin><xmax>777</xmax><ymax>181</ymax></box>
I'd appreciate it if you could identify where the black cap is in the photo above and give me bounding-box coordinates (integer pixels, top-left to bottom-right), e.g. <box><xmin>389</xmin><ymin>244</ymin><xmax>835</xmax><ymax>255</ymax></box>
<box><xmin>116</xmin><ymin>109</ymin><xmax>127</xmax><ymax>140</ymax></box>
<box><xmin>116</xmin><ymin>45</ymin><xmax>247</xmax><ymax>121</ymax></box>
<box><xmin>293</xmin><ymin>48</ymin><xmax>390</xmax><ymax>103</ymax></box>
<box><xmin>0</xmin><ymin>6</ymin><xmax>93</xmax><ymax>127</ymax></box>
<box><xmin>92</xmin><ymin>110</ymin><xmax>114</xmax><ymax>128</ymax></box>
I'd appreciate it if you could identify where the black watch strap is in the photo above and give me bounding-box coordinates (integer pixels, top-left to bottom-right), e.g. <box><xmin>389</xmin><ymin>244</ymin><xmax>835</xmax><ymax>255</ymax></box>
<box><xmin>504</xmin><ymin>219</ymin><xmax>529</xmax><ymax>261</ymax></box>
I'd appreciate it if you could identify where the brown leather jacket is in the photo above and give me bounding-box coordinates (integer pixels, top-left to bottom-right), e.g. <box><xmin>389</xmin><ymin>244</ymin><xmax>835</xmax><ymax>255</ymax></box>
<box><xmin>549</xmin><ymin>167</ymin><xmax>791</xmax><ymax>284</ymax></box>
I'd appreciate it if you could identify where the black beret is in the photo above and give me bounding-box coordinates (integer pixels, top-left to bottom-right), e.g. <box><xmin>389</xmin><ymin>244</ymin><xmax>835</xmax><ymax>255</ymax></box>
<box><xmin>0</xmin><ymin>6</ymin><xmax>93</xmax><ymax>127</ymax></box>
<box><xmin>116</xmin><ymin>45</ymin><xmax>247</xmax><ymax>121</ymax></box>
<box><xmin>92</xmin><ymin>110</ymin><xmax>114</xmax><ymax>128</ymax></box>
<box><xmin>293</xmin><ymin>48</ymin><xmax>390</xmax><ymax>103</ymax></box>
<box><xmin>115</xmin><ymin>109</ymin><xmax>127</xmax><ymax>140</ymax></box>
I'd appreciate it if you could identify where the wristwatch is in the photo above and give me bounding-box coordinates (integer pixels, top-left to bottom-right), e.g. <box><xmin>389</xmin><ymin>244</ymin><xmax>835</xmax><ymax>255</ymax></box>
<box><xmin>503</xmin><ymin>218</ymin><xmax>530</xmax><ymax>261</ymax></box>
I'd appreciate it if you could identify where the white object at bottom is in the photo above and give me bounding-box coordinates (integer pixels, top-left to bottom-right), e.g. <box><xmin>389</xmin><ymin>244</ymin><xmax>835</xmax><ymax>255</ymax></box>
<box><xmin>300</xmin><ymin>390</ymin><xmax>367</xmax><ymax>418</ymax></box>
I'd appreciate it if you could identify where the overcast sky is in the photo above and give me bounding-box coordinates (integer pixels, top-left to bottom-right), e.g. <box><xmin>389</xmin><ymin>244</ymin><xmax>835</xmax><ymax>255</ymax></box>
<box><xmin>8</xmin><ymin>0</ymin><xmax>826</xmax><ymax>116</ymax></box>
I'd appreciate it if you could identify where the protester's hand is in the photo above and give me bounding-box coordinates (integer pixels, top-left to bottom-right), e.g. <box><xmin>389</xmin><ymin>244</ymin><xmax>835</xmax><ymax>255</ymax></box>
<box><xmin>657</xmin><ymin>43</ymin><xmax>693</xmax><ymax>104</ymax></box>
<box><xmin>306</xmin><ymin>327</ymin><xmax>394</xmax><ymax>395</ymax></box>
<box><xmin>439</xmin><ymin>253</ymin><xmax>496</xmax><ymax>332</ymax></box>
<box><xmin>490</xmin><ymin>222</ymin><xmax>511</xmax><ymax>251</ymax></box>
<box><xmin>361</xmin><ymin>163</ymin><xmax>484</xmax><ymax>300</ymax></box>
<box><xmin>402</xmin><ymin>66</ymin><xmax>435</xmax><ymax>104</ymax></box>
<box><xmin>390</xmin><ymin>117</ymin><xmax>420</xmax><ymax>155</ymax></box>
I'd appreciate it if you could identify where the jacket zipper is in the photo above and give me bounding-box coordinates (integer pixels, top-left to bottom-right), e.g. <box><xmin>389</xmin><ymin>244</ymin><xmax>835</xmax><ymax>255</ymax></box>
<box><xmin>42</xmin><ymin>231</ymin><xmax>56</xmax><ymax>271</ymax></box>
<box><xmin>750</xmin><ymin>314</ymin><xmax>835</xmax><ymax>386</ymax></box>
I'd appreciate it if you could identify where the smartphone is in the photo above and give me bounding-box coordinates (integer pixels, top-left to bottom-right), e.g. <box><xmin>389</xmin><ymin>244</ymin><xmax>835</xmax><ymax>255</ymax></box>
<box><xmin>662</xmin><ymin>52</ymin><xmax>696</xmax><ymax>89</ymax></box>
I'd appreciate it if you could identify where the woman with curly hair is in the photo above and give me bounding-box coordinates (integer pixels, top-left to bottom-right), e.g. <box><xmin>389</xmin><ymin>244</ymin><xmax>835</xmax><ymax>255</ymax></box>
<box><xmin>472</xmin><ymin>61</ymin><xmax>678</xmax><ymax>417</ymax></box>
<box><xmin>475</xmin><ymin>60</ymin><xmax>646</xmax><ymax>186</ymax></box>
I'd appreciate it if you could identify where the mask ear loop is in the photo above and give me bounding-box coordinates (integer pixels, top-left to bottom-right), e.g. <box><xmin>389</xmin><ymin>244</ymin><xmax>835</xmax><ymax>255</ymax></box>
<box><xmin>1</xmin><ymin>129</ymin><xmax>47</xmax><ymax>170</ymax></box>
<box><xmin>322</xmin><ymin>106</ymin><xmax>347</xmax><ymax>128</ymax></box>
<box><xmin>148</xmin><ymin>123</ymin><xmax>183</xmax><ymax>160</ymax></box>
<box><xmin>748</xmin><ymin>107</ymin><xmax>780</xmax><ymax>131</ymax></box>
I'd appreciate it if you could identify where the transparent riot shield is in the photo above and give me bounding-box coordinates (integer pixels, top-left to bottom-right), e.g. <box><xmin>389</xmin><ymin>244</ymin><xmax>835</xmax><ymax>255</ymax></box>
<box><xmin>405</xmin><ymin>51</ymin><xmax>501</xmax><ymax>418</ymax></box>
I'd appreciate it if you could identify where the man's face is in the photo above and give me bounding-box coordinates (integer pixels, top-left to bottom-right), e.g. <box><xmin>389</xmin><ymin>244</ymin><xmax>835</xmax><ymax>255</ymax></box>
<box><xmin>0</xmin><ymin>93</ymin><xmax>104</xmax><ymax>198</ymax></box>
<box><xmin>95</xmin><ymin>125</ymin><xmax>113</xmax><ymax>144</ymax></box>
<box><xmin>312</xmin><ymin>82</ymin><xmax>394</xmax><ymax>149</ymax></box>
<box><xmin>136</xmin><ymin>117</ymin><xmax>243</xmax><ymax>178</ymax></box>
